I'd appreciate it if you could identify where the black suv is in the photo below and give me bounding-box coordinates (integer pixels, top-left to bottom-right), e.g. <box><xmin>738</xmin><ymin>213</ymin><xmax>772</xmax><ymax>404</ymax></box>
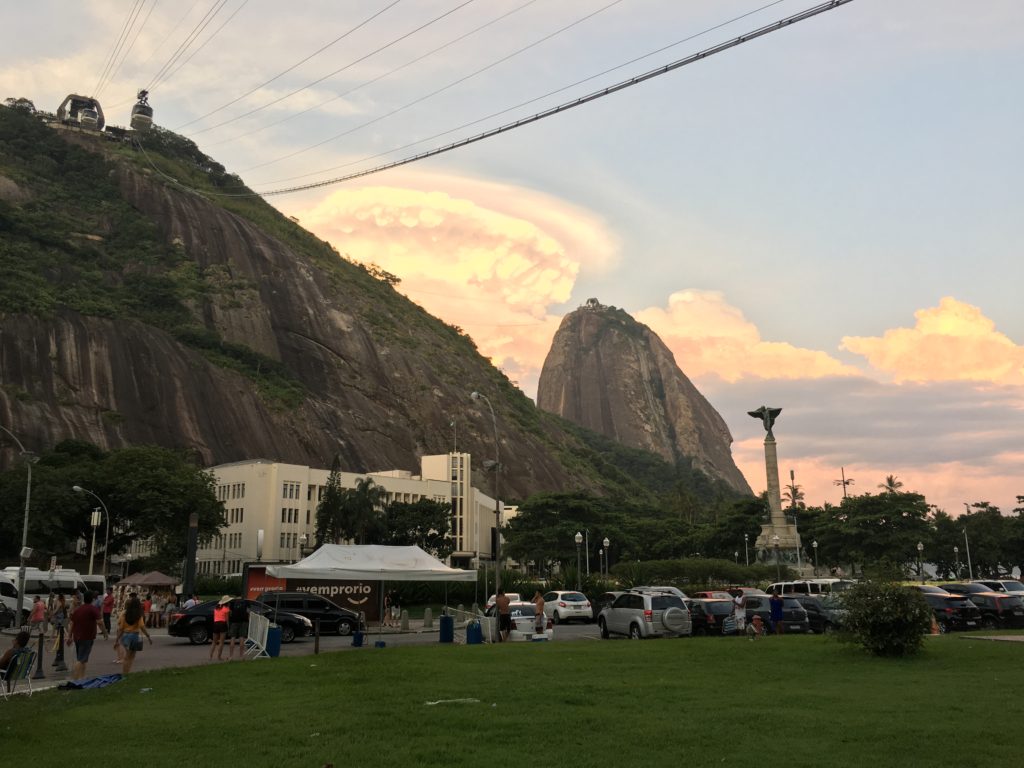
<box><xmin>255</xmin><ymin>592</ymin><xmax>364</xmax><ymax>636</ymax></box>
<box><xmin>742</xmin><ymin>594</ymin><xmax>810</xmax><ymax>633</ymax></box>
<box><xmin>938</xmin><ymin>583</ymin><xmax>1024</xmax><ymax>629</ymax></box>
<box><xmin>168</xmin><ymin>600</ymin><xmax>312</xmax><ymax>644</ymax></box>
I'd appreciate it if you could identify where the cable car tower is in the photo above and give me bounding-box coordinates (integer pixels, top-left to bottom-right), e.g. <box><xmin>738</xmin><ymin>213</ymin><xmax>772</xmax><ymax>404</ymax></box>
<box><xmin>130</xmin><ymin>89</ymin><xmax>153</xmax><ymax>131</ymax></box>
<box><xmin>56</xmin><ymin>94</ymin><xmax>105</xmax><ymax>130</ymax></box>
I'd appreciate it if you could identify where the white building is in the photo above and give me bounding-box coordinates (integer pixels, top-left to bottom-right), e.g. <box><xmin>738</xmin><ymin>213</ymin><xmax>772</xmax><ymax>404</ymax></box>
<box><xmin>198</xmin><ymin>453</ymin><xmax>506</xmax><ymax>575</ymax></box>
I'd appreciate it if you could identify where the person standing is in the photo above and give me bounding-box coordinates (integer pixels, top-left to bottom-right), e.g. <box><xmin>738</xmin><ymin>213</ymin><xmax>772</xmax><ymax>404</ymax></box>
<box><xmin>51</xmin><ymin>594</ymin><xmax>68</xmax><ymax>667</ymax></box>
<box><xmin>114</xmin><ymin>595</ymin><xmax>151</xmax><ymax>674</ymax></box>
<box><xmin>142</xmin><ymin>594</ymin><xmax>153</xmax><ymax>627</ymax></box>
<box><xmin>769</xmin><ymin>589</ymin><xmax>785</xmax><ymax>635</ymax></box>
<box><xmin>226</xmin><ymin>597</ymin><xmax>249</xmax><ymax>661</ymax></box>
<box><xmin>183</xmin><ymin>593</ymin><xmax>198</xmax><ymax>610</ymax></box>
<box><xmin>495</xmin><ymin>590</ymin><xmax>512</xmax><ymax>642</ymax></box>
<box><xmin>29</xmin><ymin>596</ymin><xmax>46</xmax><ymax>635</ymax></box>
<box><xmin>67</xmin><ymin>591</ymin><xmax>108</xmax><ymax>680</ymax></box>
<box><xmin>101</xmin><ymin>587</ymin><xmax>115</xmax><ymax>635</ymax></box>
<box><xmin>533</xmin><ymin>591</ymin><xmax>546</xmax><ymax>634</ymax></box>
<box><xmin>210</xmin><ymin>596</ymin><xmax>231</xmax><ymax>661</ymax></box>
<box><xmin>732</xmin><ymin>591</ymin><xmax>747</xmax><ymax>637</ymax></box>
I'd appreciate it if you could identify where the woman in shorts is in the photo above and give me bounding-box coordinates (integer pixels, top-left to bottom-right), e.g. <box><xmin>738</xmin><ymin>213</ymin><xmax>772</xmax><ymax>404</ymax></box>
<box><xmin>114</xmin><ymin>595</ymin><xmax>151</xmax><ymax>674</ymax></box>
<box><xmin>211</xmin><ymin>596</ymin><xmax>231</xmax><ymax>660</ymax></box>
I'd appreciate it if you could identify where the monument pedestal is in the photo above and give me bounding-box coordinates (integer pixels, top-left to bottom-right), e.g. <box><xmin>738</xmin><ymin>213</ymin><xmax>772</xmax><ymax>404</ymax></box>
<box><xmin>753</xmin><ymin>430</ymin><xmax>809</xmax><ymax>575</ymax></box>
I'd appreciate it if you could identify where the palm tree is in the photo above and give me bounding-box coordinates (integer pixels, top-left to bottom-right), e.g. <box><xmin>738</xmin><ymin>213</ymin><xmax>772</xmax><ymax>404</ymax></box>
<box><xmin>878</xmin><ymin>475</ymin><xmax>904</xmax><ymax>494</ymax></box>
<box><xmin>783</xmin><ymin>482</ymin><xmax>805</xmax><ymax>509</ymax></box>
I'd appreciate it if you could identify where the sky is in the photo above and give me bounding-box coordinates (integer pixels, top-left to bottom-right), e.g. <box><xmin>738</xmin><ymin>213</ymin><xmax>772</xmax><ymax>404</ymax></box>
<box><xmin>4</xmin><ymin>0</ymin><xmax>1023</xmax><ymax>517</ymax></box>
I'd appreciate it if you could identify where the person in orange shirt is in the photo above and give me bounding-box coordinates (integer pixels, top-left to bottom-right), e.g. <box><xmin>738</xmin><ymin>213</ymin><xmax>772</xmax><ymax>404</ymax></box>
<box><xmin>211</xmin><ymin>596</ymin><xmax>231</xmax><ymax>661</ymax></box>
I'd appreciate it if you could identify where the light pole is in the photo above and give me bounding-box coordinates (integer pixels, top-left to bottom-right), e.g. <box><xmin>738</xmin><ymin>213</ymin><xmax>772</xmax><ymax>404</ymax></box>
<box><xmin>734</xmin><ymin>551</ymin><xmax>739</xmax><ymax>564</ymax></box>
<box><xmin>963</xmin><ymin>526</ymin><xmax>974</xmax><ymax>580</ymax></box>
<box><xmin>772</xmin><ymin>534</ymin><xmax>780</xmax><ymax>580</ymax></box>
<box><xmin>87</xmin><ymin>507</ymin><xmax>101</xmax><ymax>575</ymax></box>
<box><xmin>743</xmin><ymin>533</ymin><xmax>749</xmax><ymax>566</ymax></box>
<box><xmin>953</xmin><ymin>545</ymin><xmax>960</xmax><ymax>579</ymax></box>
<box><xmin>299</xmin><ymin>534</ymin><xmax>308</xmax><ymax>561</ymax></box>
<box><xmin>598</xmin><ymin>549</ymin><xmax>604</xmax><ymax>577</ymax></box>
<box><xmin>574</xmin><ymin>531</ymin><xmax>583</xmax><ymax>591</ymax></box>
<box><xmin>917</xmin><ymin>541</ymin><xmax>924</xmax><ymax>584</ymax></box>
<box><xmin>2</xmin><ymin>425</ymin><xmax>34</xmax><ymax>627</ymax></box>
<box><xmin>812</xmin><ymin>540</ymin><xmax>819</xmax><ymax>577</ymax></box>
<box><xmin>603</xmin><ymin>537</ymin><xmax>610</xmax><ymax>576</ymax></box>
<box><xmin>471</xmin><ymin>391</ymin><xmax>501</xmax><ymax>595</ymax></box>
<box><xmin>584</xmin><ymin>529</ymin><xmax>590</xmax><ymax>577</ymax></box>
<box><xmin>73</xmin><ymin>486</ymin><xmax>110</xmax><ymax>577</ymax></box>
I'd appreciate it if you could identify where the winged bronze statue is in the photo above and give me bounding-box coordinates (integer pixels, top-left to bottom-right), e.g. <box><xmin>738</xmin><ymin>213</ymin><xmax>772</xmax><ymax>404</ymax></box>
<box><xmin>748</xmin><ymin>405</ymin><xmax>782</xmax><ymax>438</ymax></box>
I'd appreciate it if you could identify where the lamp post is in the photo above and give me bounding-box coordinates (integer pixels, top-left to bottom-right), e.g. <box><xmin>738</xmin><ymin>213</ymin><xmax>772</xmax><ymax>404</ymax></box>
<box><xmin>734</xmin><ymin>551</ymin><xmax>739</xmax><ymax>564</ymax></box>
<box><xmin>772</xmin><ymin>534</ymin><xmax>780</xmax><ymax>580</ymax></box>
<box><xmin>953</xmin><ymin>545</ymin><xmax>960</xmax><ymax>579</ymax></box>
<box><xmin>87</xmin><ymin>507</ymin><xmax>101</xmax><ymax>575</ymax></box>
<box><xmin>963</xmin><ymin>526</ymin><xmax>974</xmax><ymax>580</ymax></box>
<box><xmin>471</xmin><ymin>391</ymin><xmax>501</xmax><ymax>595</ymax></box>
<box><xmin>917</xmin><ymin>541</ymin><xmax>924</xmax><ymax>584</ymax></box>
<box><xmin>73</xmin><ymin>486</ymin><xmax>110</xmax><ymax>578</ymax></box>
<box><xmin>743</xmin><ymin>533</ymin><xmax>749</xmax><ymax>566</ymax></box>
<box><xmin>603</xmin><ymin>537</ymin><xmax>610</xmax><ymax>576</ymax></box>
<box><xmin>299</xmin><ymin>534</ymin><xmax>308</xmax><ymax>561</ymax></box>
<box><xmin>574</xmin><ymin>531</ymin><xmax>583</xmax><ymax>591</ymax></box>
<box><xmin>812</xmin><ymin>540</ymin><xmax>819</xmax><ymax>577</ymax></box>
<box><xmin>2</xmin><ymin>425</ymin><xmax>34</xmax><ymax>628</ymax></box>
<box><xmin>598</xmin><ymin>549</ymin><xmax>604</xmax><ymax>578</ymax></box>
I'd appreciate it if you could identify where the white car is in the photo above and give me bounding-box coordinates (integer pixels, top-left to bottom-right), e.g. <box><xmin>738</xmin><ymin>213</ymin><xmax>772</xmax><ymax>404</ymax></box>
<box><xmin>483</xmin><ymin>601</ymin><xmax>553</xmax><ymax>642</ymax></box>
<box><xmin>542</xmin><ymin>591</ymin><xmax>592</xmax><ymax>624</ymax></box>
<box><xmin>484</xmin><ymin>592</ymin><xmax>522</xmax><ymax>610</ymax></box>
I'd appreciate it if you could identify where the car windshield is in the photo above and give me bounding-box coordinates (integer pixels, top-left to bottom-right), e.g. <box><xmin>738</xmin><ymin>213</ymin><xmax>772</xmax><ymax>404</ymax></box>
<box><xmin>560</xmin><ymin>593</ymin><xmax>586</xmax><ymax>602</ymax></box>
<box><xmin>1001</xmin><ymin>582</ymin><xmax>1024</xmax><ymax>594</ymax></box>
<box><xmin>782</xmin><ymin>598</ymin><xmax>804</xmax><ymax>609</ymax></box>
<box><xmin>705</xmin><ymin>601</ymin><xmax>733</xmax><ymax>615</ymax></box>
<box><xmin>651</xmin><ymin>596</ymin><xmax>685</xmax><ymax>610</ymax></box>
<box><xmin>509</xmin><ymin>605</ymin><xmax>536</xmax><ymax>618</ymax></box>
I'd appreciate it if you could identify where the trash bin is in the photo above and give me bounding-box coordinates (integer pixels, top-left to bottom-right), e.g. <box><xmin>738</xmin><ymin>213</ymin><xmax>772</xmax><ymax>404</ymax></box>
<box><xmin>266</xmin><ymin>626</ymin><xmax>282</xmax><ymax>658</ymax></box>
<box><xmin>352</xmin><ymin>631</ymin><xmax>364</xmax><ymax>648</ymax></box>
<box><xmin>466</xmin><ymin>620</ymin><xmax>482</xmax><ymax>645</ymax></box>
<box><xmin>439</xmin><ymin>614</ymin><xmax>454</xmax><ymax>643</ymax></box>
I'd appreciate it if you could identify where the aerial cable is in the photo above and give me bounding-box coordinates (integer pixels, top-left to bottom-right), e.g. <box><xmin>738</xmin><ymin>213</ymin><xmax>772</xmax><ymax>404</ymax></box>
<box><xmin>98</xmin><ymin>0</ymin><xmax>162</xmax><ymax>99</ymax></box>
<box><xmin>256</xmin><ymin>0</ymin><xmax>786</xmax><ymax>187</ymax></box>
<box><xmin>204</xmin><ymin>0</ymin><xmax>539</xmax><ymax>150</ymax></box>
<box><xmin>93</xmin><ymin>0</ymin><xmax>146</xmax><ymax>97</ymax></box>
<box><xmin>136</xmin><ymin>0</ymin><xmax>855</xmax><ymax>199</ymax></box>
<box><xmin>173</xmin><ymin>0</ymin><xmax>405</xmax><ymax>131</ymax></box>
<box><xmin>239</xmin><ymin>0</ymin><xmax>626</xmax><ymax>174</ymax></box>
<box><xmin>186</xmin><ymin>0</ymin><xmax>477</xmax><ymax>138</ymax></box>
<box><xmin>147</xmin><ymin>0</ymin><xmax>231</xmax><ymax>92</ymax></box>
<box><xmin>161</xmin><ymin>0</ymin><xmax>251</xmax><ymax>86</ymax></box>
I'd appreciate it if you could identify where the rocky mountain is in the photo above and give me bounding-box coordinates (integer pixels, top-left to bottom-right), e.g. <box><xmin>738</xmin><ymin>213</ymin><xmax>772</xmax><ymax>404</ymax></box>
<box><xmin>0</xmin><ymin>105</ymin><xmax>721</xmax><ymax>504</ymax></box>
<box><xmin>536</xmin><ymin>300</ymin><xmax>752</xmax><ymax>495</ymax></box>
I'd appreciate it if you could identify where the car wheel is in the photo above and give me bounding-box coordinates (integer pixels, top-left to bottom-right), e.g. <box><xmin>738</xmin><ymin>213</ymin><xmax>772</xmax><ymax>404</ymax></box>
<box><xmin>552</xmin><ymin>612</ymin><xmax>561</xmax><ymax>625</ymax></box>
<box><xmin>599</xmin><ymin>618</ymin><xmax>609</xmax><ymax>639</ymax></box>
<box><xmin>336</xmin><ymin>620</ymin><xmax>354</xmax><ymax>636</ymax></box>
<box><xmin>188</xmin><ymin>624</ymin><xmax>209</xmax><ymax>645</ymax></box>
<box><xmin>281</xmin><ymin>625</ymin><xmax>296</xmax><ymax>644</ymax></box>
<box><xmin>629</xmin><ymin>623</ymin><xmax>643</xmax><ymax>640</ymax></box>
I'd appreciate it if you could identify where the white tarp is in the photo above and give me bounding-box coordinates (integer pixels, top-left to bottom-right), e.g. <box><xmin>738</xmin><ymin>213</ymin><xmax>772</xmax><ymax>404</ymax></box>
<box><xmin>265</xmin><ymin>544</ymin><xmax>476</xmax><ymax>582</ymax></box>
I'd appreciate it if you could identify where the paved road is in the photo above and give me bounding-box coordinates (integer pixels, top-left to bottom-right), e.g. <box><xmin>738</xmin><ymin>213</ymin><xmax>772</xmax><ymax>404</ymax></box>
<box><xmin>4</xmin><ymin>619</ymin><xmax>602</xmax><ymax>694</ymax></box>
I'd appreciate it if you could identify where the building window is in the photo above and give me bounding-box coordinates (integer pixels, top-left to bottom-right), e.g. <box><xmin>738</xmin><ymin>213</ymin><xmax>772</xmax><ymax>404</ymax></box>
<box><xmin>306</xmin><ymin>510</ymin><xmax>310</xmax><ymax>524</ymax></box>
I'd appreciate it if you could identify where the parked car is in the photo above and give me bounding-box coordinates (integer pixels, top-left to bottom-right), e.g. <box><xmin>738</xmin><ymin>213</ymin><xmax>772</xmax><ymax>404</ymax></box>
<box><xmin>168</xmin><ymin>600</ymin><xmax>313</xmax><ymax>645</ymax></box>
<box><xmin>938</xmin><ymin>583</ymin><xmax>1024</xmax><ymax>629</ymax></box>
<box><xmin>484</xmin><ymin>593</ymin><xmax>521</xmax><ymax>609</ymax></box>
<box><xmin>791</xmin><ymin>595</ymin><xmax>845</xmax><ymax>634</ymax></box>
<box><xmin>689</xmin><ymin>598</ymin><xmax>735</xmax><ymax>635</ymax></box>
<box><xmin>542</xmin><ymin>591</ymin><xmax>592</xmax><ymax>624</ymax></box>
<box><xmin>742</xmin><ymin>594</ymin><xmax>810</xmax><ymax>633</ymax></box>
<box><xmin>727</xmin><ymin>587</ymin><xmax>767</xmax><ymax>598</ymax></box>
<box><xmin>591</xmin><ymin>591</ymin><xmax>626</xmax><ymax>621</ymax></box>
<box><xmin>692</xmin><ymin>591</ymin><xmax>733</xmax><ymax>600</ymax></box>
<box><xmin>484</xmin><ymin>601</ymin><xmax>553</xmax><ymax>641</ymax></box>
<box><xmin>0</xmin><ymin>602</ymin><xmax>14</xmax><ymax>630</ymax></box>
<box><xmin>254</xmin><ymin>592</ymin><xmax>364</xmax><ymax>635</ymax></box>
<box><xmin>915</xmin><ymin>590</ymin><xmax>982</xmax><ymax>633</ymax></box>
<box><xmin>632</xmin><ymin>585</ymin><xmax>688</xmax><ymax>599</ymax></box>
<box><xmin>974</xmin><ymin>580</ymin><xmax>1024</xmax><ymax>601</ymax></box>
<box><xmin>598</xmin><ymin>590</ymin><xmax>692</xmax><ymax>639</ymax></box>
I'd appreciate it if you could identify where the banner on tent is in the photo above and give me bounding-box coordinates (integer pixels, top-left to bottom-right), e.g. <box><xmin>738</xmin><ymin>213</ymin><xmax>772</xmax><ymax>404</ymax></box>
<box><xmin>243</xmin><ymin>564</ymin><xmax>381</xmax><ymax>621</ymax></box>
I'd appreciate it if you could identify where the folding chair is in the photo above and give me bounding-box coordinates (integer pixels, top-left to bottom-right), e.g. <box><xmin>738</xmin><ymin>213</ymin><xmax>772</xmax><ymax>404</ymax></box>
<box><xmin>1</xmin><ymin>649</ymin><xmax>36</xmax><ymax>699</ymax></box>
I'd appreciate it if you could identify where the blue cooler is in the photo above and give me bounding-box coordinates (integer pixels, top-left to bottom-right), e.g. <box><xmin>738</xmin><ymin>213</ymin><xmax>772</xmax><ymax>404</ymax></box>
<box><xmin>466</xmin><ymin>620</ymin><xmax>483</xmax><ymax>645</ymax></box>
<box><xmin>352</xmin><ymin>631</ymin><xmax>364</xmax><ymax>648</ymax></box>
<box><xmin>439</xmin><ymin>614</ymin><xmax>454</xmax><ymax>643</ymax></box>
<box><xmin>266</xmin><ymin>626</ymin><xmax>282</xmax><ymax>658</ymax></box>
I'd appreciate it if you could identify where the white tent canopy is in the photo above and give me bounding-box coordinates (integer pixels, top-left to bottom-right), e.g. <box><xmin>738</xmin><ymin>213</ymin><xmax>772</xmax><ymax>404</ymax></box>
<box><xmin>265</xmin><ymin>545</ymin><xmax>476</xmax><ymax>582</ymax></box>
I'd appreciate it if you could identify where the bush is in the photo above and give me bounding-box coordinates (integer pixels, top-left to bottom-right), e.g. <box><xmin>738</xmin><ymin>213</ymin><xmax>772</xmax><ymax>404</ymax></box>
<box><xmin>840</xmin><ymin>580</ymin><xmax>933</xmax><ymax>657</ymax></box>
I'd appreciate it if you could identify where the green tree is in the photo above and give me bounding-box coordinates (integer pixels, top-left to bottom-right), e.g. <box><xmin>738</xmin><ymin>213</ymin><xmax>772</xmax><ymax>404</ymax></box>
<box><xmin>341</xmin><ymin>477</ymin><xmax>386</xmax><ymax>544</ymax></box>
<box><xmin>383</xmin><ymin>499</ymin><xmax>452</xmax><ymax>559</ymax></box>
<box><xmin>315</xmin><ymin>455</ymin><xmax>346</xmax><ymax>546</ymax></box>
<box><xmin>878</xmin><ymin>475</ymin><xmax>904</xmax><ymax>494</ymax></box>
<box><xmin>783</xmin><ymin>482</ymin><xmax>805</xmax><ymax>509</ymax></box>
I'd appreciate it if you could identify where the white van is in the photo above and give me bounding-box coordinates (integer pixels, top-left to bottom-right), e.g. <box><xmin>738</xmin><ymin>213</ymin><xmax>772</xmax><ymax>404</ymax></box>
<box><xmin>766</xmin><ymin>579</ymin><xmax>856</xmax><ymax>596</ymax></box>
<box><xmin>0</xmin><ymin>567</ymin><xmax>88</xmax><ymax>614</ymax></box>
<box><xmin>0</xmin><ymin>573</ymin><xmax>19</xmax><ymax>615</ymax></box>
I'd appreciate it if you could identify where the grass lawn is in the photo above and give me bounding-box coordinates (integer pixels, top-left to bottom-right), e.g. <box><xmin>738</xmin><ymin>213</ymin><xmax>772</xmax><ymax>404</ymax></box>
<box><xmin>3</xmin><ymin>634</ymin><xmax>1021</xmax><ymax>767</ymax></box>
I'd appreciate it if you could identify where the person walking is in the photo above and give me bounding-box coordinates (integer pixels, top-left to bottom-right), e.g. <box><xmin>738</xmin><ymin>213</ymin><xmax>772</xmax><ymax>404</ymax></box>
<box><xmin>769</xmin><ymin>589</ymin><xmax>785</xmax><ymax>635</ymax></box>
<box><xmin>495</xmin><ymin>589</ymin><xmax>512</xmax><ymax>642</ymax></box>
<box><xmin>114</xmin><ymin>595</ymin><xmax>151</xmax><ymax>674</ymax></box>
<box><xmin>210</xmin><ymin>595</ymin><xmax>231</xmax><ymax>660</ymax></box>
<box><xmin>28</xmin><ymin>595</ymin><xmax>46</xmax><ymax>635</ymax></box>
<box><xmin>51</xmin><ymin>594</ymin><xmax>68</xmax><ymax>667</ymax></box>
<box><xmin>732</xmin><ymin>591</ymin><xmax>747</xmax><ymax>637</ymax></box>
<box><xmin>226</xmin><ymin>597</ymin><xmax>249</xmax><ymax>661</ymax></box>
<box><xmin>67</xmin><ymin>591</ymin><xmax>108</xmax><ymax>680</ymax></box>
<box><xmin>142</xmin><ymin>594</ymin><xmax>153</xmax><ymax>627</ymax></box>
<box><xmin>382</xmin><ymin>591</ymin><xmax>393</xmax><ymax>628</ymax></box>
<box><xmin>533</xmin><ymin>591</ymin><xmax>546</xmax><ymax>634</ymax></box>
<box><xmin>101</xmin><ymin>588</ymin><xmax>115</xmax><ymax>635</ymax></box>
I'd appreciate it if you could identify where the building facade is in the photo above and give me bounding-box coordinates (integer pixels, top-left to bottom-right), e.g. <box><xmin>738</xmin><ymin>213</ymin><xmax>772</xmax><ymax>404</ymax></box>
<box><xmin>197</xmin><ymin>453</ymin><xmax>504</xmax><ymax>575</ymax></box>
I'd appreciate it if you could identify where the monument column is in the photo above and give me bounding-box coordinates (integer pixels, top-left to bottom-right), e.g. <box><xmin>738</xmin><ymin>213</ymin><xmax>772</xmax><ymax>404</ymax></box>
<box><xmin>763</xmin><ymin>434</ymin><xmax>785</xmax><ymax>526</ymax></box>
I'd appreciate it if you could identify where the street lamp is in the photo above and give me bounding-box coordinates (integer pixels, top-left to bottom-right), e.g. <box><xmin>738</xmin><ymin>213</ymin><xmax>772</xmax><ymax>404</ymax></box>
<box><xmin>598</xmin><ymin>549</ymin><xmax>604</xmax><ymax>577</ymax></box>
<box><xmin>953</xmin><ymin>545</ymin><xmax>960</xmax><ymax>579</ymax></box>
<box><xmin>574</xmin><ymin>531</ymin><xmax>583</xmax><ymax>591</ymax></box>
<box><xmin>743</xmin><ymin>533</ymin><xmax>749</xmax><ymax>566</ymax></box>
<box><xmin>772</xmin><ymin>534</ymin><xmax>780</xmax><ymax>580</ymax></box>
<box><xmin>73</xmin><ymin>486</ymin><xmax>110</xmax><ymax>578</ymax></box>
<box><xmin>2</xmin><ymin>425</ymin><xmax>34</xmax><ymax>627</ymax></box>
<box><xmin>917</xmin><ymin>541</ymin><xmax>924</xmax><ymax>584</ymax></box>
<box><xmin>603</xmin><ymin>537</ymin><xmax>610</xmax><ymax>576</ymax></box>
<box><xmin>734</xmin><ymin>551</ymin><xmax>739</xmax><ymax>564</ymax></box>
<box><xmin>87</xmin><ymin>507</ymin><xmax>101</xmax><ymax>575</ymax></box>
<box><xmin>812</xmin><ymin>540</ymin><xmax>819</xmax><ymax>576</ymax></box>
<box><xmin>471</xmin><ymin>391</ymin><xmax>501</xmax><ymax>595</ymax></box>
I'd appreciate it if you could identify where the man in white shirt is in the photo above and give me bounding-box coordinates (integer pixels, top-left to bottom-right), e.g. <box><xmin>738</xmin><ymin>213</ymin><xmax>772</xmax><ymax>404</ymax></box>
<box><xmin>732</xmin><ymin>592</ymin><xmax>746</xmax><ymax>635</ymax></box>
<box><xmin>183</xmin><ymin>593</ymin><xmax>198</xmax><ymax>610</ymax></box>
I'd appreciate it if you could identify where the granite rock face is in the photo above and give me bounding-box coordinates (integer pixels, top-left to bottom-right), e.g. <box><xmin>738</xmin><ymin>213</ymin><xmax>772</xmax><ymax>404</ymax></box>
<box><xmin>536</xmin><ymin>301</ymin><xmax>752</xmax><ymax>494</ymax></box>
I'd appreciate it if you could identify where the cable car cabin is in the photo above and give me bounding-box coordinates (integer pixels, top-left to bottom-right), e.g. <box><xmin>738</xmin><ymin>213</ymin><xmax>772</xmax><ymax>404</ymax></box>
<box><xmin>130</xmin><ymin>101</ymin><xmax>153</xmax><ymax>131</ymax></box>
<box><xmin>56</xmin><ymin>94</ymin><xmax>105</xmax><ymax>131</ymax></box>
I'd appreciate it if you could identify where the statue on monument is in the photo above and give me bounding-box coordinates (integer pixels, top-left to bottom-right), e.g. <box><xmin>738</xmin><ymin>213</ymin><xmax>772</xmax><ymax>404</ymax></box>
<box><xmin>747</xmin><ymin>405</ymin><xmax>782</xmax><ymax>438</ymax></box>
